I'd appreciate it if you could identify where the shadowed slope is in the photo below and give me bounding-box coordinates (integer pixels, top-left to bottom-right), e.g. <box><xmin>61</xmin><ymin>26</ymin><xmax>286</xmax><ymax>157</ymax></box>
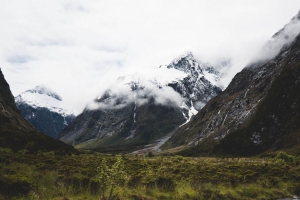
<box><xmin>0</xmin><ymin>68</ymin><xmax>76</xmax><ymax>154</ymax></box>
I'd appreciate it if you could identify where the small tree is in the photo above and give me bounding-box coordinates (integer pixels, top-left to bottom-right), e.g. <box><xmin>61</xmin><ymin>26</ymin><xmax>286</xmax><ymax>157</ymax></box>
<box><xmin>98</xmin><ymin>156</ymin><xmax>129</xmax><ymax>200</ymax></box>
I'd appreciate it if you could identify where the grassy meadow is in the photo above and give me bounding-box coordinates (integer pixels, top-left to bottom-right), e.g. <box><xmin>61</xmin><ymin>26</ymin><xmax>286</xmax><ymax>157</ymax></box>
<box><xmin>0</xmin><ymin>149</ymin><xmax>300</xmax><ymax>200</ymax></box>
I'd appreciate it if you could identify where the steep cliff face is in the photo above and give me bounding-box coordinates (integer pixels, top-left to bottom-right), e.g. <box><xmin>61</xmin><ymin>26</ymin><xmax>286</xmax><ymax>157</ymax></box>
<box><xmin>60</xmin><ymin>52</ymin><xmax>228</xmax><ymax>153</ymax></box>
<box><xmin>0</xmin><ymin>68</ymin><xmax>35</xmax><ymax>133</ymax></box>
<box><xmin>219</xmin><ymin>36</ymin><xmax>300</xmax><ymax>155</ymax></box>
<box><xmin>0</xmin><ymin>69</ymin><xmax>76</xmax><ymax>153</ymax></box>
<box><xmin>169</xmin><ymin>22</ymin><xmax>300</xmax><ymax>156</ymax></box>
<box><xmin>15</xmin><ymin>85</ymin><xmax>76</xmax><ymax>138</ymax></box>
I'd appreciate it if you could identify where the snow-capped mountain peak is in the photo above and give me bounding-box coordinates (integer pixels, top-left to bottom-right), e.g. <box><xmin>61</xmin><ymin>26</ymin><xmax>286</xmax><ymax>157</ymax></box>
<box><xmin>171</xmin><ymin>51</ymin><xmax>194</xmax><ymax>65</ymax></box>
<box><xmin>26</xmin><ymin>85</ymin><xmax>62</xmax><ymax>101</ymax></box>
<box><xmin>15</xmin><ymin>85</ymin><xmax>76</xmax><ymax>117</ymax></box>
<box><xmin>86</xmin><ymin>51</ymin><xmax>231</xmax><ymax>134</ymax></box>
<box><xmin>168</xmin><ymin>51</ymin><xmax>203</xmax><ymax>75</ymax></box>
<box><xmin>113</xmin><ymin>52</ymin><xmax>230</xmax><ymax>95</ymax></box>
<box><xmin>116</xmin><ymin>68</ymin><xmax>187</xmax><ymax>90</ymax></box>
<box><xmin>167</xmin><ymin>52</ymin><xmax>231</xmax><ymax>89</ymax></box>
<box><xmin>15</xmin><ymin>85</ymin><xmax>77</xmax><ymax>138</ymax></box>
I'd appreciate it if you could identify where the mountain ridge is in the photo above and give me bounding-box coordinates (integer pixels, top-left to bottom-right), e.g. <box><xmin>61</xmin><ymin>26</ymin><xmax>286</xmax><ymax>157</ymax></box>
<box><xmin>15</xmin><ymin>85</ymin><xmax>76</xmax><ymax>138</ymax></box>
<box><xmin>168</xmin><ymin>13</ymin><xmax>300</xmax><ymax>156</ymax></box>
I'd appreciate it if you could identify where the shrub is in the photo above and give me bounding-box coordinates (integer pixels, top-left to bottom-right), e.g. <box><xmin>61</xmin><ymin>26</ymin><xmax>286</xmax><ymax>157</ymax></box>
<box><xmin>25</xmin><ymin>141</ymin><xmax>39</xmax><ymax>154</ymax></box>
<box><xmin>292</xmin><ymin>183</ymin><xmax>300</xmax><ymax>196</ymax></box>
<box><xmin>0</xmin><ymin>174</ymin><xmax>33</xmax><ymax>195</ymax></box>
<box><xmin>199</xmin><ymin>188</ymin><xmax>219</xmax><ymax>199</ymax></box>
<box><xmin>128</xmin><ymin>176</ymin><xmax>141</xmax><ymax>188</ymax></box>
<box><xmin>90</xmin><ymin>178</ymin><xmax>100</xmax><ymax>194</ymax></box>
<box><xmin>156</xmin><ymin>177</ymin><xmax>176</xmax><ymax>191</ymax></box>
<box><xmin>275</xmin><ymin>152</ymin><xmax>294</xmax><ymax>162</ymax></box>
<box><xmin>147</xmin><ymin>152</ymin><xmax>154</xmax><ymax>157</ymax></box>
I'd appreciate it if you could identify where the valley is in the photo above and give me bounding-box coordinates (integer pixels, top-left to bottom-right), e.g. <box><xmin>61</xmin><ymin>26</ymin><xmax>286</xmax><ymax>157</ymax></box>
<box><xmin>1</xmin><ymin>4</ymin><xmax>300</xmax><ymax>200</ymax></box>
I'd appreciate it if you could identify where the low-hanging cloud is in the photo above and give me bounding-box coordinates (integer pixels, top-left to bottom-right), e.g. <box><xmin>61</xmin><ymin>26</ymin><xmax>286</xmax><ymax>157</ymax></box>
<box><xmin>251</xmin><ymin>11</ymin><xmax>300</xmax><ymax>64</ymax></box>
<box><xmin>86</xmin><ymin>69</ymin><xmax>185</xmax><ymax>110</ymax></box>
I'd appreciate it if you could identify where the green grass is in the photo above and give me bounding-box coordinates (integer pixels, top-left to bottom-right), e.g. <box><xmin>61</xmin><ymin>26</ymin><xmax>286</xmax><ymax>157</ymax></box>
<box><xmin>0</xmin><ymin>151</ymin><xmax>299</xmax><ymax>199</ymax></box>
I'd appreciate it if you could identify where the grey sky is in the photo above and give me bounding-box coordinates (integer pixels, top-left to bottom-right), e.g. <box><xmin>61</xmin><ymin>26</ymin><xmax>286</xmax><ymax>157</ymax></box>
<box><xmin>1</xmin><ymin>0</ymin><xmax>300</xmax><ymax>113</ymax></box>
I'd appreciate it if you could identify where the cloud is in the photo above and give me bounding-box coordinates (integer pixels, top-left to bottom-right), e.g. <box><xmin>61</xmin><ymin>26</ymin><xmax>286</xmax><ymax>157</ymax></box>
<box><xmin>1</xmin><ymin>0</ymin><xmax>300</xmax><ymax>113</ymax></box>
<box><xmin>86</xmin><ymin>69</ymin><xmax>185</xmax><ymax>110</ymax></box>
<box><xmin>7</xmin><ymin>54</ymin><xmax>34</xmax><ymax>64</ymax></box>
<box><xmin>250</xmin><ymin>12</ymin><xmax>300</xmax><ymax>64</ymax></box>
<box><xmin>63</xmin><ymin>3</ymin><xmax>89</xmax><ymax>13</ymax></box>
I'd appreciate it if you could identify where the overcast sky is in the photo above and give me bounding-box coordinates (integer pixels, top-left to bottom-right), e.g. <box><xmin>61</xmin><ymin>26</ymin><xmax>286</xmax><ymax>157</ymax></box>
<box><xmin>1</xmin><ymin>0</ymin><xmax>300</xmax><ymax>113</ymax></box>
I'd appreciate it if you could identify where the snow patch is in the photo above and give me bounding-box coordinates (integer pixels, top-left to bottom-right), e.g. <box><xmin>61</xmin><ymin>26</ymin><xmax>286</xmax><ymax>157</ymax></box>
<box><xmin>244</xmin><ymin>89</ymin><xmax>249</xmax><ymax>98</ymax></box>
<box><xmin>222</xmin><ymin>112</ymin><xmax>229</xmax><ymax>126</ymax></box>
<box><xmin>202</xmin><ymin>70</ymin><xmax>218</xmax><ymax>86</ymax></box>
<box><xmin>179</xmin><ymin>101</ymin><xmax>198</xmax><ymax>127</ymax></box>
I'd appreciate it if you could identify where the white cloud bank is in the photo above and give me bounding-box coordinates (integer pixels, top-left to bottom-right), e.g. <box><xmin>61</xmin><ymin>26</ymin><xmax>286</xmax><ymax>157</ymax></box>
<box><xmin>252</xmin><ymin>12</ymin><xmax>300</xmax><ymax>63</ymax></box>
<box><xmin>0</xmin><ymin>0</ymin><xmax>300</xmax><ymax>113</ymax></box>
<box><xmin>87</xmin><ymin>67</ymin><xmax>186</xmax><ymax>110</ymax></box>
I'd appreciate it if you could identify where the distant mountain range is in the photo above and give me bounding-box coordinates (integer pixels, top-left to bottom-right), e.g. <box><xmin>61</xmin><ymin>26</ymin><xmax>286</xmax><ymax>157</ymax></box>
<box><xmin>59</xmin><ymin>52</ymin><xmax>230</xmax><ymax>153</ymax></box>
<box><xmin>15</xmin><ymin>85</ymin><xmax>76</xmax><ymax>138</ymax></box>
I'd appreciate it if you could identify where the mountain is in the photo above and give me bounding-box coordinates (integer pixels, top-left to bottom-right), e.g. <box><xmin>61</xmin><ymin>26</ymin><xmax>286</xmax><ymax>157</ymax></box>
<box><xmin>15</xmin><ymin>85</ymin><xmax>76</xmax><ymax>138</ymax></box>
<box><xmin>167</xmin><ymin>11</ymin><xmax>300</xmax><ymax>156</ymax></box>
<box><xmin>59</xmin><ymin>52</ymin><xmax>230</xmax><ymax>153</ymax></box>
<box><xmin>0</xmin><ymin>68</ymin><xmax>76</xmax><ymax>154</ymax></box>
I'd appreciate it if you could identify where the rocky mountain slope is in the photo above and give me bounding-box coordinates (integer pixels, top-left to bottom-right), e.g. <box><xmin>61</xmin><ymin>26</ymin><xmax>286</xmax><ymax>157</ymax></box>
<box><xmin>59</xmin><ymin>52</ymin><xmax>230</xmax><ymax>153</ymax></box>
<box><xmin>15</xmin><ymin>85</ymin><xmax>76</xmax><ymax>138</ymax></box>
<box><xmin>0</xmin><ymin>68</ymin><xmax>76</xmax><ymax>154</ymax></box>
<box><xmin>168</xmin><ymin>11</ymin><xmax>300</xmax><ymax>156</ymax></box>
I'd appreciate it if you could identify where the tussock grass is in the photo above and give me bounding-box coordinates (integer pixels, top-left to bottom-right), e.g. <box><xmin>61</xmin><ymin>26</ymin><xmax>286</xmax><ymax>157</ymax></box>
<box><xmin>0</xmin><ymin>151</ymin><xmax>299</xmax><ymax>199</ymax></box>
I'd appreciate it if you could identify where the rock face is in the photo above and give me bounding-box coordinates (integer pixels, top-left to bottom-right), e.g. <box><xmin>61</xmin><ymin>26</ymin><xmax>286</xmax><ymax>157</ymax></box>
<box><xmin>0</xmin><ymin>69</ymin><xmax>76</xmax><ymax>153</ymax></box>
<box><xmin>0</xmin><ymin>69</ymin><xmax>35</xmax><ymax>133</ymax></box>
<box><xmin>15</xmin><ymin>85</ymin><xmax>76</xmax><ymax>138</ymax></box>
<box><xmin>169</xmin><ymin>11</ymin><xmax>300</xmax><ymax>156</ymax></box>
<box><xmin>59</xmin><ymin>52</ymin><xmax>229</xmax><ymax>153</ymax></box>
<box><xmin>167</xmin><ymin>52</ymin><xmax>224</xmax><ymax>109</ymax></box>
